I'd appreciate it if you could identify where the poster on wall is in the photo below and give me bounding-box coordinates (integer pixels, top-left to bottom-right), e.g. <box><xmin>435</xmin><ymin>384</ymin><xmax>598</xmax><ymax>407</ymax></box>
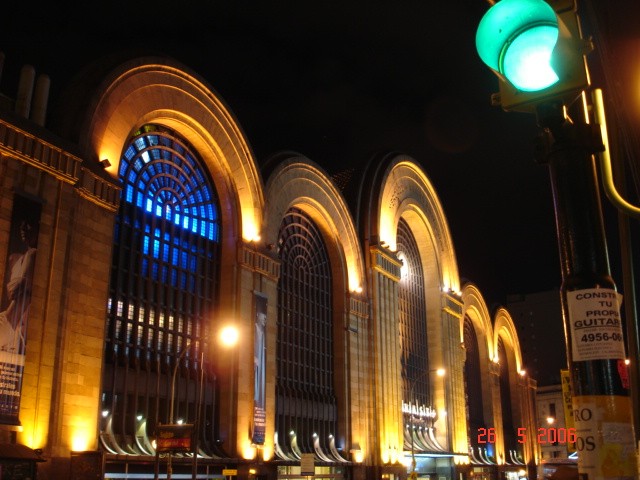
<box><xmin>0</xmin><ymin>195</ymin><xmax>41</xmax><ymax>426</ymax></box>
<box><xmin>252</xmin><ymin>293</ymin><xmax>267</xmax><ymax>445</ymax></box>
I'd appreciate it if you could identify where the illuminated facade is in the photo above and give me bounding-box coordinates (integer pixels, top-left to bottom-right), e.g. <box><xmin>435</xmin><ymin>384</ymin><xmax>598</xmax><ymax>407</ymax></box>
<box><xmin>0</xmin><ymin>55</ymin><xmax>538</xmax><ymax>480</ymax></box>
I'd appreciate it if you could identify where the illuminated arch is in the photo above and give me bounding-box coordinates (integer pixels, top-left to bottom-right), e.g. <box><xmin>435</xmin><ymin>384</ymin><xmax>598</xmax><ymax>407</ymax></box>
<box><xmin>461</xmin><ymin>284</ymin><xmax>495</xmax><ymax>361</ymax></box>
<box><xmin>263</xmin><ymin>153</ymin><xmax>365</xmax><ymax>294</ymax></box>
<box><xmin>79</xmin><ymin>56</ymin><xmax>263</xmax><ymax>244</ymax></box>
<box><xmin>493</xmin><ymin>307</ymin><xmax>524</xmax><ymax>374</ymax></box>
<box><xmin>360</xmin><ymin>153</ymin><xmax>460</xmax><ymax>296</ymax></box>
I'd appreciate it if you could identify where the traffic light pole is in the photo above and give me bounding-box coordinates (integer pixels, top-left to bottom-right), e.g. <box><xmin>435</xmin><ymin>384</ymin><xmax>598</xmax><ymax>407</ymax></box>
<box><xmin>535</xmin><ymin>101</ymin><xmax>639</xmax><ymax>479</ymax></box>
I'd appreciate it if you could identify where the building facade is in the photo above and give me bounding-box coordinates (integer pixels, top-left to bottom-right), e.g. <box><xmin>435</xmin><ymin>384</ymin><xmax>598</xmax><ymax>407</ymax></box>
<box><xmin>0</xmin><ymin>54</ymin><xmax>538</xmax><ymax>480</ymax></box>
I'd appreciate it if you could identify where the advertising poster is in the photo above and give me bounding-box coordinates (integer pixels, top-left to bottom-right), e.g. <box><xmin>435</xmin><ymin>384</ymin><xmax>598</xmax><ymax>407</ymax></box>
<box><xmin>252</xmin><ymin>293</ymin><xmax>267</xmax><ymax>444</ymax></box>
<box><xmin>0</xmin><ymin>195</ymin><xmax>41</xmax><ymax>426</ymax></box>
<box><xmin>566</xmin><ymin>288</ymin><xmax>626</xmax><ymax>362</ymax></box>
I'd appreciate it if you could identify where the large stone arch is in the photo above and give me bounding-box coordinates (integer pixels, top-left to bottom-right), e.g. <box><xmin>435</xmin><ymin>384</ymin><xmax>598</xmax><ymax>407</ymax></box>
<box><xmin>362</xmin><ymin>153</ymin><xmax>462</xmax><ymax>455</ymax></box>
<box><xmin>376</xmin><ymin>155</ymin><xmax>460</xmax><ymax>296</ymax></box>
<box><xmin>77</xmin><ymin>56</ymin><xmax>264</xmax><ymax>249</ymax></box>
<box><xmin>461</xmin><ymin>283</ymin><xmax>498</xmax><ymax>446</ymax></box>
<box><xmin>263</xmin><ymin>153</ymin><xmax>365</xmax><ymax>294</ymax></box>
<box><xmin>494</xmin><ymin>308</ymin><xmax>524</xmax><ymax>374</ymax></box>
<box><xmin>494</xmin><ymin>307</ymin><xmax>527</xmax><ymax>462</ymax></box>
<box><xmin>263</xmin><ymin>152</ymin><xmax>367</xmax><ymax>459</ymax></box>
<box><xmin>461</xmin><ymin>284</ymin><xmax>495</xmax><ymax>363</ymax></box>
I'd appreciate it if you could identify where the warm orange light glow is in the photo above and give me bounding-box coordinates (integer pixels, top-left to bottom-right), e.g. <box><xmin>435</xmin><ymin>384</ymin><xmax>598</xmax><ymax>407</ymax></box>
<box><xmin>381</xmin><ymin>448</ymin><xmax>390</xmax><ymax>464</ymax></box>
<box><xmin>261</xmin><ymin>444</ymin><xmax>274</xmax><ymax>461</ymax></box>
<box><xmin>546</xmin><ymin>416</ymin><xmax>555</xmax><ymax>425</ymax></box>
<box><xmin>243</xmin><ymin>221</ymin><xmax>261</xmax><ymax>243</ymax></box>
<box><xmin>347</xmin><ymin>265</ymin><xmax>363</xmax><ymax>295</ymax></box>
<box><xmin>242</xmin><ymin>441</ymin><xmax>257</xmax><ymax>460</ymax></box>
<box><xmin>436</xmin><ymin>368</ymin><xmax>446</xmax><ymax>377</ymax></box>
<box><xmin>219</xmin><ymin>325</ymin><xmax>239</xmax><ymax>347</ymax></box>
<box><xmin>351</xmin><ymin>449</ymin><xmax>364</xmax><ymax>463</ymax></box>
<box><xmin>71</xmin><ymin>425</ymin><xmax>93</xmax><ymax>451</ymax></box>
<box><xmin>98</xmin><ymin>148</ymin><xmax>119</xmax><ymax>177</ymax></box>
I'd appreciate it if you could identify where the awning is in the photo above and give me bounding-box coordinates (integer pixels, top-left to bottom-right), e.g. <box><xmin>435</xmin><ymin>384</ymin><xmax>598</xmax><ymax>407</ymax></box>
<box><xmin>0</xmin><ymin>444</ymin><xmax>45</xmax><ymax>462</ymax></box>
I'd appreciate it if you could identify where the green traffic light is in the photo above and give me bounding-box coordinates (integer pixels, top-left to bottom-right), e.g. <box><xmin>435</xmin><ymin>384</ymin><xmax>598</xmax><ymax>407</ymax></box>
<box><xmin>476</xmin><ymin>0</ymin><xmax>560</xmax><ymax>92</ymax></box>
<box><xmin>503</xmin><ymin>25</ymin><xmax>559</xmax><ymax>91</ymax></box>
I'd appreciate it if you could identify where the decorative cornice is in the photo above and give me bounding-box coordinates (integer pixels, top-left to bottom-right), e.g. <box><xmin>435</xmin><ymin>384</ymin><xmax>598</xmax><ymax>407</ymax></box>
<box><xmin>370</xmin><ymin>245</ymin><xmax>401</xmax><ymax>282</ymax></box>
<box><xmin>239</xmin><ymin>242</ymin><xmax>280</xmax><ymax>281</ymax></box>
<box><xmin>0</xmin><ymin>118</ymin><xmax>80</xmax><ymax>183</ymax></box>
<box><xmin>349</xmin><ymin>295</ymin><xmax>369</xmax><ymax>320</ymax></box>
<box><xmin>76</xmin><ymin>166</ymin><xmax>121</xmax><ymax>212</ymax></box>
<box><xmin>0</xmin><ymin>118</ymin><xmax>121</xmax><ymax>211</ymax></box>
<box><xmin>442</xmin><ymin>291</ymin><xmax>463</xmax><ymax>318</ymax></box>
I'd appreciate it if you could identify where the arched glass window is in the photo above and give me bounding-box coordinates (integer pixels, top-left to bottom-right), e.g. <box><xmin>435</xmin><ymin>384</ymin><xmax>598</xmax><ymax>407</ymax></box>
<box><xmin>398</xmin><ymin>218</ymin><xmax>429</xmax><ymax>405</ymax></box>
<box><xmin>397</xmin><ymin>218</ymin><xmax>435</xmax><ymax>452</ymax></box>
<box><xmin>499</xmin><ymin>338</ymin><xmax>519</xmax><ymax>455</ymax></box>
<box><xmin>100</xmin><ymin>124</ymin><xmax>222</xmax><ymax>457</ymax></box>
<box><xmin>464</xmin><ymin>317</ymin><xmax>486</xmax><ymax>453</ymax></box>
<box><xmin>275</xmin><ymin>207</ymin><xmax>337</xmax><ymax>458</ymax></box>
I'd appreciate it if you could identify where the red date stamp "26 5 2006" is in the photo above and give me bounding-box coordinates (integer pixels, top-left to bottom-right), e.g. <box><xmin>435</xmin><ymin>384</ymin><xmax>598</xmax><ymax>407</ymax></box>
<box><xmin>477</xmin><ymin>427</ymin><xmax>576</xmax><ymax>445</ymax></box>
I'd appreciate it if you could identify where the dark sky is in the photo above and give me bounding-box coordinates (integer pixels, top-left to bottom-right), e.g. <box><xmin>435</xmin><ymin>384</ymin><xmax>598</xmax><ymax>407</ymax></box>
<box><xmin>1</xmin><ymin>1</ymin><xmax>638</xmax><ymax>307</ymax></box>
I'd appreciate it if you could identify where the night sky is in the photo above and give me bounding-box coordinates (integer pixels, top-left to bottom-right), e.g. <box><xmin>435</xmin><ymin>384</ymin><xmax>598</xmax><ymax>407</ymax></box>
<box><xmin>1</xmin><ymin>1</ymin><xmax>638</xmax><ymax>308</ymax></box>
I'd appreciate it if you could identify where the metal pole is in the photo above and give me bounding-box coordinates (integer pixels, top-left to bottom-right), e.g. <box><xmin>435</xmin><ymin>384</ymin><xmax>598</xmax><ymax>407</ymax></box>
<box><xmin>155</xmin><ymin>353</ymin><xmax>161</xmax><ymax>480</ymax></box>
<box><xmin>591</xmin><ymin>88</ymin><xmax>640</xmax><ymax>442</ymax></box>
<box><xmin>168</xmin><ymin>343</ymin><xmax>191</xmax><ymax>480</ymax></box>
<box><xmin>193</xmin><ymin>351</ymin><xmax>204</xmax><ymax>480</ymax></box>
<box><xmin>535</xmin><ymin>101</ymin><xmax>638</xmax><ymax>479</ymax></box>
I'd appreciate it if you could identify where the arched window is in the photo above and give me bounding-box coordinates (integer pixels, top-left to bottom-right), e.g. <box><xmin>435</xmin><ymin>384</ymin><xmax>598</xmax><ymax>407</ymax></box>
<box><xmin>100</xmin><ymin>124</ymin><xmax>222</xmax><ymax>457</ymax></box>
<box><xmin>397</xmin><ymin>218</ymin><xmax>436</xmax><ymax>451</ymax></box>
<box><xmin>499</xmin><ymin>338</ymin><xmax>518</xmax><ymax>455</ymax></box>
<box><xmin>464</xmin><ymin>317</ymin><xmax>486</xmax><ymax>453</ymax></box>
<box><xmin>398</xmin><ymin>218</ymin><xmax>430</xmax><ymax>406</ymax></box>
<box><xmin>275</xmin><ymin>207</ymin><xmax>337</xmax><ymax>458</ymax></box>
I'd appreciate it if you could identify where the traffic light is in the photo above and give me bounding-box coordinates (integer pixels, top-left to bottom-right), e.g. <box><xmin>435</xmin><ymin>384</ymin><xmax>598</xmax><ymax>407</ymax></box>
<box><xmin>475</xmin><ymin>0</ymin><xmax>592</xmax><ymax>113</ymax></box>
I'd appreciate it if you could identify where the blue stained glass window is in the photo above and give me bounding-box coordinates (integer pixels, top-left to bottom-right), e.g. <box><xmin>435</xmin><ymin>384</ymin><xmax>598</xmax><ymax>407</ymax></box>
<box><xmin>115</xmin><ymin>124</ymin><xmax>221</xmax><ymax>292</ymax></box>
<box><xmin>125</xmin><ymin>185</ymin><xmax>134</xmax><ymax>203</ymax></box>
<box><xmin>124</xmin><ymin>145</ymin><xmax>136</xmax><ymax>160</ymax></box>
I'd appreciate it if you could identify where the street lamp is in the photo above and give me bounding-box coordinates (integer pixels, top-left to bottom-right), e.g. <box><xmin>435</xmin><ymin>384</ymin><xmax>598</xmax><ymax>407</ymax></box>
<box><xmin>408</xmin><ymin>368</ymin><xmax>445</xmax><ymax>479</ymax></box>
<box><xmin>162</xmin><ymin>324</ymin><xmax>240</xmax><ymax>480</ymax></box>
<box><xmin>193</xmin><ymin>324</ymin><xmax>240</xmax><ymax>479</ymax></box>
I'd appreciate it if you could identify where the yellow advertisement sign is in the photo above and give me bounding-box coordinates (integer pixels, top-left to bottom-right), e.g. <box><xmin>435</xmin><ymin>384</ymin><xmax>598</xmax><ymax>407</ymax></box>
<box><xmin>572</xmin><ymin>395</ymin><xmax>637</xmax><ymax>478</ymax></box>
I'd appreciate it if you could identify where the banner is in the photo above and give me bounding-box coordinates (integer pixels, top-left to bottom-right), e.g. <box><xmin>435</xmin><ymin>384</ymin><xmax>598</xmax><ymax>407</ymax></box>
<box><xmin>0</xmin><ymin>195</ymin><xmax>41</xmax><ymax>426</ymax></box>
<box><xmin>252</xmin><ymin>293</ymin><xmax>267</xmax><ymax>444</ymax></box>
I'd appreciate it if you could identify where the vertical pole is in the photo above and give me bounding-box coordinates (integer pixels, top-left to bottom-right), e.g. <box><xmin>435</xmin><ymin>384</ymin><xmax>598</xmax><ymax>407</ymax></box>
<box><xmin>592</xmin><ymin>88</ymin><xmax>640</xmax><ymax>443</ymax></box>
<box><xmin>193</xmin><ymin>351</ymin><xmax>205</xmax><ymax>480</ymax></box>
<box><xmin>537</xmin><ymin>102</ymin><xmax>639</xmax><ymax>479</ymax></box>
<box><xmin>155</xmin><ymin>353</ymin><xmax>161</xmax><ymax>480</ymax></box>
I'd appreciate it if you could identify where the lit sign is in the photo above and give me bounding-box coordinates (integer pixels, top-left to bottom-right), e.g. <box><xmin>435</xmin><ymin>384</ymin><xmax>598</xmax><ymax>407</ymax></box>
<box><xmin>156</xmin><ymin>424</ymin><xmax>194</xmax><ymax>453</ymax></box>
<box><xmin>402</xmin><ymin>401</ymin><xmax>436</xmax><ymax>419</ymax></box>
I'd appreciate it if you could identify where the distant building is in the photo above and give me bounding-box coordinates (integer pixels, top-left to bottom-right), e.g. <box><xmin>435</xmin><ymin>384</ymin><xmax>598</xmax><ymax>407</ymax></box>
<box><xmin>507</xmin><ymin>291</ymin><xmax>567</xmax><ymax>386</ymax></box>
<box><xmin>535</xmin><ymin>384</ymin><xmax>574</xmax><ymax>461</ymax></box>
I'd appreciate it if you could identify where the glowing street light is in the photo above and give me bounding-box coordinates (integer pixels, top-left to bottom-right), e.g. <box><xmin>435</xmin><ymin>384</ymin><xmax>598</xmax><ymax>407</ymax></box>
<box><xmin>162</xmin><ymin>324</ymin><xmax>240</xmax><ymax>480</ymax></box>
